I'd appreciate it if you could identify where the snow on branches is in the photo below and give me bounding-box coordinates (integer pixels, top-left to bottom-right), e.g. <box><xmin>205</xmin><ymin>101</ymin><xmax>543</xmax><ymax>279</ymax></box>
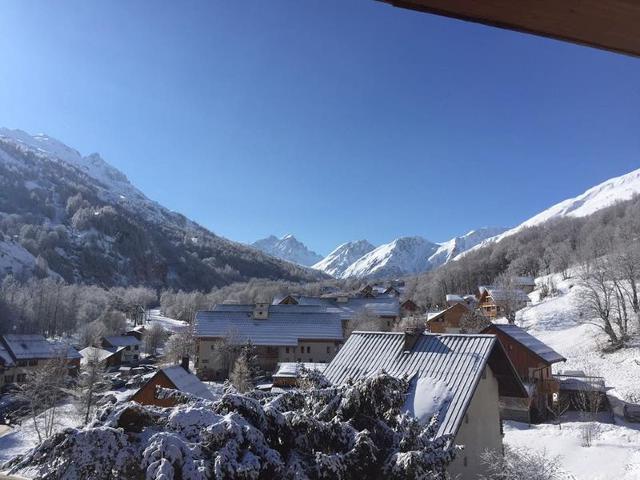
<box><xmin>5</xmin><ymin>371</ymin><xmax>456</xmax><ymax>479</ymax></box>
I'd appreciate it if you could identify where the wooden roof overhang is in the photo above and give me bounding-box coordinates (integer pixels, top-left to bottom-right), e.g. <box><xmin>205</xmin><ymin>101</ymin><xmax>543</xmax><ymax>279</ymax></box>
<box><xmin>378</xmin><ymin>0</ymin><xmax>640</xmax><ymax>58</ymax></box>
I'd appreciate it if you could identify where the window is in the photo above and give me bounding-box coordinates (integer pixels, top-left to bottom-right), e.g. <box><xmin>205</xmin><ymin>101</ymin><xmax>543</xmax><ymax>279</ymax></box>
<box><xmin>28</xmin><ymin>359</ymin><xmax>38</xmax><ymax>366</ymax></box>
<box><xmin>134</xmin><ymin>345</ymin><xmax>139</xmax><ymax>351</ymax></box>
<box><xmin>285</xmin><ymin>347</ymin><xmax>289</xmax><ymax>354</ymax></box>
<box><xmin>306</xmin><ymin>346</ymin><xmax>310</xmax><ymax>354</ymax></box>
<box><xmin>211</xmin><ymin>345</ymin><xmax>215</xmax><ymax>350</ymax></box>
<box><xmin>126</xmin><ymin>346</ymin><xmax>131</xmax><ymax>351</ymax></box>
<box><xmin>300</xmin><ymin>346</ymin><xmax>304</xmax><ymax>353</ymax></box>
<box><xmin>326</xmin><ymin>346</ymin><xmax>330</xmax><ymax>354</ymax></box>
<box><xmin>309</xmin><ymin>358</ymin><xmax>313</xmax><ymax>362</ymax></box>
<box><xmin>16</xmin><ymin>373</ymin><xmax>27</xmax><ymax>383</ymax></box>
<box><xmin>463</xmin><ymin>457</ymin><xmax>468</xmax><ymax>467</ymax></box>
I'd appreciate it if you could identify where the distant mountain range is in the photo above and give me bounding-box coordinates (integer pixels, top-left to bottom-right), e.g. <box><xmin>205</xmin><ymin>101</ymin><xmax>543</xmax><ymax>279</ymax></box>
<box><xmin>257</xmin><ymin>168</ymin><xmax>640</xmax><ymax>279</ymax></box>
<box><xmin>3</xmin><ymin>127</ymin><xmax>639</xmax><ymax>286</ymax></box>
<box><xmin>0</xmin><ymin>128</ymin><xmax>324</xmax><ymax>289</ymax></box>
<box><xmin>252</xmin><ymin>235</ymin><xmax>323</xmax><ymax>267</ymax></box>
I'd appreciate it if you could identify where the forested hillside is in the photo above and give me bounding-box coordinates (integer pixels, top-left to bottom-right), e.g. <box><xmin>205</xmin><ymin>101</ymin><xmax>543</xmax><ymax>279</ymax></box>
<box><xmin>0</xmin><ymin>129</ymin><xmax>324</xmax><ymax>290</ymax></box>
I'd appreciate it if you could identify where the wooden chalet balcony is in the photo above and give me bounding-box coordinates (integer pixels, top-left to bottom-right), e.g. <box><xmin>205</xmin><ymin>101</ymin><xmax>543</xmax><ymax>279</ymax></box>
<box><xmin>536</xmin><ymin>378</ymin><xmax>560</xmax><ymax>395</ymax></box>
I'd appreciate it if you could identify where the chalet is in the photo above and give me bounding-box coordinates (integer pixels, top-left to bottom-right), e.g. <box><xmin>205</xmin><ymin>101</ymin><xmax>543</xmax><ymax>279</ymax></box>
<box><xmin>194</xmin><ymin>304</ymin><xmax>344</xmax><ymax>380</ymax></box>
<box><xmin>383</xmin><ymin>285</ymin><xmax>401</xmax><ymax>297</ymax></box>
<box><xmin>482</xmin><ymin>324</ymin><xmax>566</xmax><ymax>421</ymax></box>
<box><xmin>102</xmin><ymin>335</ymin><xmax>141</xmax><ymax>364</ymax></box>
<box><xmin>274</xmin><ymin>294</ymin><xmax>400</xmax><ymax>331</ymax></box>
<box><xmin>0</xmin><ymin>334</ymin><xmax>81</xmax><ymax>387</ymax></box>
<box><xmin>445</xmin><ymin>294</ymin><xmax>477</xmax><ymax>308</ymax></box>
<box><xmin>78</xmin><ymin>346</ymin><xmax>124</xmax><ymax>368</ymax></box>
<box><xmin>272</xmin><ymin>362</ymin><xmax>327</xmax><ymax>388</ymax></box>
<box><xmin>131</xmin><ymin>361</ymin><xmax>214</xmax><ymax>407</ymax></box>
<box><xmin>426</xmin><ymin>303</ymin><xmax>472</xmax><ymax>333</ymax></box>
<box><xmin>125</xmin><ymin>325</ymin><xmax>146</xmax><ymax>342</ymax></box>
<box><xmin>477</xmin><ymin>286</ymin><xmax>529</xmax><ymax>319</ymax></box>
<box><xmin>400</xmin><ymin>299</ymin><xmax>420</xmax><ymax>315</ymax></box>
<box><xmin>323</xmin><ymin>331</ymin><xmax>528</xmax><ymax>479</ymax></box>
<box><xmin>514</xmin><ymin>276</ymin><xmax>536</xmax><ymax>294</ymax></box>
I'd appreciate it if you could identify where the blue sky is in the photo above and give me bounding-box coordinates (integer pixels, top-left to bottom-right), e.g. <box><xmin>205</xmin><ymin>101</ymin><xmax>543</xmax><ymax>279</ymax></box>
<box><xmin>1</xmin><ymin>1</ymin><xmax>639</xmax><ymax>255</ymax></box>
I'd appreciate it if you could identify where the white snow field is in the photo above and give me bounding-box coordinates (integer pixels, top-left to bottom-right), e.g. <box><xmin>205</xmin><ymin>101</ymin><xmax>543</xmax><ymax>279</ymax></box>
<box><xmin>0</xmin><ymin>401</ymin><xmax>81</xmax><ymax>465</ymax></box>
<box><xmin>147</xmin><ymin>308</ymin><xmax>190</xmax><ymax>334</ymax></box>
<box><xmin>501</xmin><ymin>274</ymin><xmax>640</xmax><ymax>479</ymax></box>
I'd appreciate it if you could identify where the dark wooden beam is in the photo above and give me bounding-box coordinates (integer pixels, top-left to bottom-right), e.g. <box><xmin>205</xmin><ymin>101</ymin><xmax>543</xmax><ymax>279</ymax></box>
<box><xmin>379</xmin><ymin>0</ymin><xmax>640</xmax><ymax>58</ymax></box>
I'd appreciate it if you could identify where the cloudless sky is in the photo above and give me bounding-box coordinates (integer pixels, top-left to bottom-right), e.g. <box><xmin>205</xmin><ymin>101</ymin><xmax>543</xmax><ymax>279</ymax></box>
<box><xmin>1</xmin><ymin>1</ymin><xmax>639</xmax><ymax>255</ymax></box>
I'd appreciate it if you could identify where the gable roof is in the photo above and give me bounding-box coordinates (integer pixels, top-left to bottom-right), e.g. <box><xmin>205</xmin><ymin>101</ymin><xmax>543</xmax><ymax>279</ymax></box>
<box><xmin>0</xmin><ymin>341</ymin><xmax>15</xmax><ymax>367</ymax></box>
<box><xmin>323</xmin><ymin>331</ymin><xmax>527</xmax><ymax>439</ymax></box>
<box><xmin>1</xmin><ymin>334</ymin><xmax>79</xmax><ymax>360</ymax></box>
<box><xmin>478</xmin><ymin>286</ymin><xmax>529</xmax><ymax>303</ymax></box>
<box><xmin>161</xmin><ymin>365</ymin><xmax>214</xmax><ymax>400</ymax></box>
<box><xmin>426</xmin><ymin>302</ymin><xmax>470</xmax><ymax>323</ymax></box>
<box><xmin>103</xmin><ymin>335</ymin><xmax>141</xmax><ymax>347</ymax></box>
<box><xmin>275</xmin><ymin>295</ymin><xmax>400</xmax><ymax>320</ymax></box>
<box><xmin>195</xmin><ymin>304</ymin><xmax>343</xmax><ymax>346</ymax></box>
<box><xmin>78</xmin><ymin>346</ymin><xmax>121</xmax><ymax>364</ymax></box>
<box><xmin>483</xmin><ymin>324</ymin><xmax>566</xmax><ymax>364</ymax></box>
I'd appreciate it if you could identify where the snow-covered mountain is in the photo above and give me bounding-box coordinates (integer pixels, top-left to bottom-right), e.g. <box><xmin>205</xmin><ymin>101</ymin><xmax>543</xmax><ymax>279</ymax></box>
<box><xmin>0</xmin><ymin>128</ymin><xmax>324</xmax><ymax>288</ymax></box>
<box><xmin>312</xmin><ymin>240</ymin><xmax>375</xmax><ymax>277</ymax></box>
<box><xmin>458</xmin><ymin>167</ymin><xmax>640</xmax><ymax>259</ymax></box>
<box><xmin>341</xmin><ymin>236</ymin><xmax>439</xmax><ymax>279</ymax></box>
<box><xmin>251</xmin><ymin>234</ymin><xmax>323</xmax><ymax>266</ymax></box>
<box><xmin>427</xmin><ymin>227</ymin><xmax>508</xmax><ymax>267</ymax></box>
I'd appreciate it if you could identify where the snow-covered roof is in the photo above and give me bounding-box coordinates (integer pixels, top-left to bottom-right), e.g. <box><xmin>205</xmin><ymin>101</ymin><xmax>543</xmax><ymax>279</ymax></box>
<box><xmin>274</xmin><ymin>295</ymin><xmax>400</xmax><ymax>320</ymax></box>
<box><xmin>1</xmin><ymin>334</ymin><xmax>80</xmax><ymax>360</ymax></box>
<box><xmin>426</xmin><ymin>310</ymin><xmax>445</xmax><ymax>321</ymax></box>
<box><xmin>78</xmin><ymin>346</ymin><xmax>120</xmax><ymax>364</ymax></box>
<box><xmin>555</xmin><ymin>374</ymin><xmax>606</xmax><ymax>393</ymax></box>
<box><xmin>0</xmin><ymin>341</ymin><xmax>15</xmax><ymax>366</ymax></box>
<box><xmin>484</xmin><ymin>287</ymin><xmax>530</xmax><ymax>303</ymax></box>
<box><xmin>103</xmin><ymin>335</ymin><xmax>141</xmax><ymax>347</ymax></box>
<box><xmin>273</xmin><ymin>362</ymin><xmax>327</xmax><ymax>378</ymax></box>
<box><xmin>445</xmin><ymin>294</ymin><xmax>463</xmax><ymax>302</ymax></box>
<box><xmin>324</xmin><ymin>332</ymin><xmax>527</xmax><ymax>439</ymax></box>
<box><xmin>514</xmin><ymin>276</ymin><xmax>535</xmax><ymax>287</ymax></box>
<box><xmin>195</xmin><ymin>304</ymin><xmax>343</xmax><ymax>346</ymax></box>
<box><xmin>161</xmin><ymin>365</ymin><xmax>215</xmax><ymax>400</ymax></box>
<box><xmin>487</xmin><ymin>324</ymin><xmax>566</xmax><ymax>364</ymax></box>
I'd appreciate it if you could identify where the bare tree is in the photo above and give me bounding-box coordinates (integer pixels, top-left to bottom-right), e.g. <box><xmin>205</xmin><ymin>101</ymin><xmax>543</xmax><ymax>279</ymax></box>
<box><xmin>77</xmin><ymin>320</ymin><xmax>106</xmax><ymax>348</ymax></box>
<box><xmin>164</xmin><ymin>325</ymin><xmax>196</xmax><ymax>364</ymax></box>
<box><xmin>18</xmin><ymin>354</ymin><xmax>69</xmax><ymax>443</ymax></box>
<box><xmin>344</xmin><ymin>309</ymin><xmax>388</xmax><ymax>336</ymax></box>
<box><xmin>143</xmin><ymin>323</ymin><xmax>166</xmax><ymax>356</ymax></box>
<box><xmin>494</xmin><ymin>274</ymin><xmax>528</xmax><ymax>324</ymax></box>
<box><xmin>479</xmin><ymin>446</ymin><xmax>565</xmax><ymax>480</ymax></box>
<box><xmin>76</xmin><ymin>349</ymin><xmax>108</xmax><ymax>425</ymax></box>
<box><xmin>576</xmin><ymin>258</ymin><xmax>621</xmax><ymax>347</ymax></box>
<box><xmin>229</xmin><ymin>352</ymin><xmax>252</xmax><ymax>393</ymax></box>
<box><xmin>459</xmin><ymin>308</ymin><xmax>491</xmax><ymax>333</ymax></box>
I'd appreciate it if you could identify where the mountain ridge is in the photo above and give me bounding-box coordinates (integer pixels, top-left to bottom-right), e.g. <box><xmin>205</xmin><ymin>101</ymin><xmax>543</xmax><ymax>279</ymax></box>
<box><xmin>251</xmin><ymin>234</ymin><xmax>323</xmax><ymax>266</ymax></box>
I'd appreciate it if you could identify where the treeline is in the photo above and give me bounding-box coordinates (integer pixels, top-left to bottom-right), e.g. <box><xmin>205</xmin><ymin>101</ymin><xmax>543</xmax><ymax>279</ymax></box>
<box><xmin>0</xmin><ymin>276</ymin><xmax>156</xmax><ymax>340</ymax></box>
<box><xmin>404</xmin><ymin>194</ymin><xmax>640</xmax><ymax>308</ymax></box>
<box><xmin>0</xmin><ymin>138</ymin><xmax>326</xmax><ymax>291</ymax></box>
<box><xmin>159</xmin><ymin>277</ymin><xmax>373</xmax><ymax>322</ymax></box>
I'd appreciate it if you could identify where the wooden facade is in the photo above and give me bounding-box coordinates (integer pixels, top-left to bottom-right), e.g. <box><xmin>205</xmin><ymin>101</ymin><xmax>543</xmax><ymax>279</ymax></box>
<box><xmin>400</xmin><ymin>299</ymin><xmax>420</xmax><ymax>314</ymax></box>
<box><xmin>482</xmin><ymin>324</ymin><xmax>564</xmax><ymax>420</ymax></box>
<box><xmin>130</xmin><ymin>370</ymin><xmax>179</xmax><ymax>408</ymax></box>
<box><xmin>427</xmin><ymin>303</ymin><xmax>470</xmax><ymax>333</ymax></box>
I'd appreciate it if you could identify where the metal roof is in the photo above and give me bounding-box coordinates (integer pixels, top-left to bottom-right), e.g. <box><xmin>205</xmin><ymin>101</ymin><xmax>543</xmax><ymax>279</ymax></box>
<box><xmin>486</xmin><ymin>324</ymin><xmax>566</xmax><ymax>364</ymax></box>
<box><xmin>274</xmin><ymin>362</ymin><xmax>327</xmax><ymax>378</ymax></box>
<box><xmin>323</xmin><ymin>331</ymin><xmax>527</xmax><ymax>439</ymax></box>
<box><xmin>0</xmin><ymin>342</ymin><xmax>14</xmax><ymax>366</ymax></box>
<box><xmin>161</xmin><ymin>365</ymin><xmax>215</xmax><ymax>400</ymax></box>
<box><xmin>2</xmin><ymin>334</ymin><xmax>80</xmax><ymax>360</ymax></box>
<box><xmin>103</xmin><ymin>335</ymin><xmax>141</xmax><ymax>347</ymax></box>
<box><xmin>195</xmin><ymin>304</ymin><xmax>343</xmax><ymax>346</ymax></box>
<box><xmin>275</xmin><ymin>295</ymin><xmax>400</xmax><ymax>320</ymax></box>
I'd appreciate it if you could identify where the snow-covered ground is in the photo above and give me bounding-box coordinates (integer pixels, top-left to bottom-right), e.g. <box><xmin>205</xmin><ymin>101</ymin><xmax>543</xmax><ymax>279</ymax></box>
<box><xmin>501</xmin><ymin>274</ymin><xmax>640</xmax><ymax>479</ymax></box>
<box><xmin>0</xmin><ymin>401</ymin><xmax>81</xmax><ymax>465</ymax></box>
<box><xmin>147</xmin><ymin>308</ymin><xmax>189</xmax><ymax>334</ymax></box>
<box><xmin>505</xmin><ymin>419</ymin><xmax>640</xmax><ymax>480</ymax></box>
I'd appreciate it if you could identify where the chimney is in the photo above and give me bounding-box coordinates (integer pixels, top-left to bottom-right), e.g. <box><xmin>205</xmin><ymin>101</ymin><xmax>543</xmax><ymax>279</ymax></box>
<box><xmin>253</xmin><ymin>302</ymin><xmax>270</xmax><ymax>319</ymax></box>
<box><xmin>403</xmin><ymin>326</ymin><xmax>423</xmax><ymax>353</ymax></box>
<box><xmin>181</xmin><ymin>356</ymin><xmax>190</xmax><ymax>372</ymax></box>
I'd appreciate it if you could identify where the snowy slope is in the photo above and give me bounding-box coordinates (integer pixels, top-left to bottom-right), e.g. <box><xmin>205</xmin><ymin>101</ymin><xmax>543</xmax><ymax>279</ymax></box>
<box><xmin>312</xmin><ymin>240</ymin><xmax>375</xmax><ymax>277</ymax></box>
<box><xmin>460</xmin><ymin>168</ymin><xmax>640</xmax><ymax>258</ymax></box>
<box><xmin>427</xmin><ymin>227</ymin><xmax>507</xmax><ymax>268</ymax></box>
<box><xmin>0</xmin><ymin>128</ymin><xmax>324</xmax><ymax>288</ymax></box>
<box><xmin>342</xmin><ymin>236</ymin><xmax>439</xmax><ymax>279</ymax></box>
<box><xmin>251</xmin><ymin>234</ymin><xmax>323</xmax><ymax>266</ymax></box>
